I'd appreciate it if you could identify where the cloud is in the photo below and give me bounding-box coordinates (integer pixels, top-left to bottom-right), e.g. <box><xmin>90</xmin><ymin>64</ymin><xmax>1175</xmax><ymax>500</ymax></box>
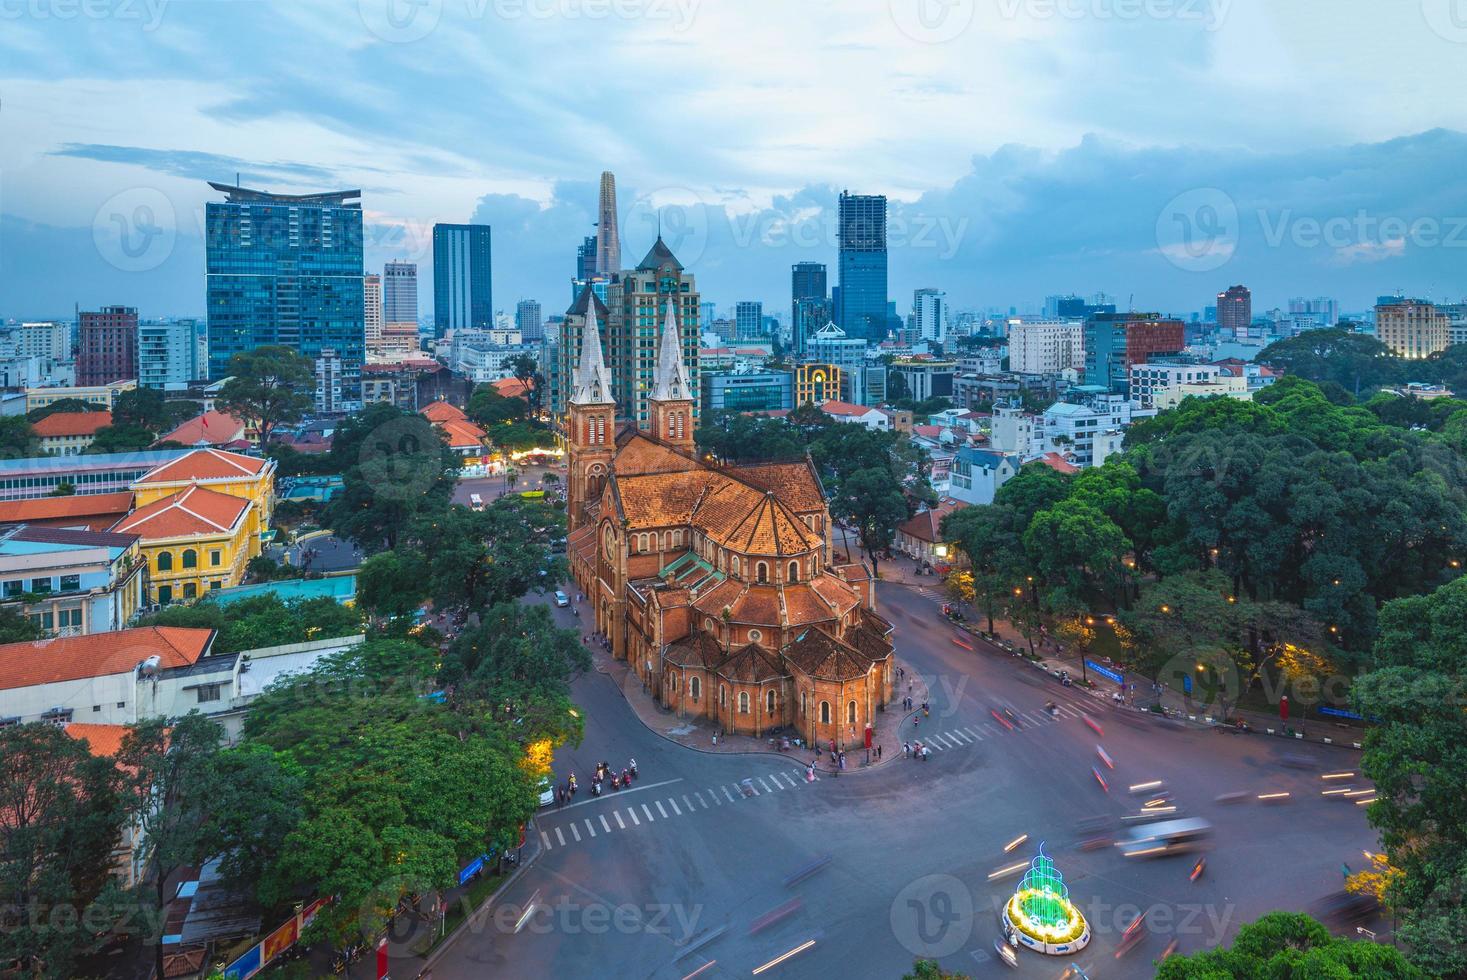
<box><xmin>50</xmin><ymin>145</ymin><xmax>342</xmax><ymax>187</ymax></box>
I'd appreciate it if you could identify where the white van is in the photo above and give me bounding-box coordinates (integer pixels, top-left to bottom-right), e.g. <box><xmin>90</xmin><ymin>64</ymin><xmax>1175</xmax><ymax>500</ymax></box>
<box><xmin>470</xmin><ymin>493</ymin><xmax>485</xmax><ymax>511</ymax></box>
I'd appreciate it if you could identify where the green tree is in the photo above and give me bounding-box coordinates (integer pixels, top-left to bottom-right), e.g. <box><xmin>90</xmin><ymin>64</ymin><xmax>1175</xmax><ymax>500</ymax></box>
<box><xmin>902</xmin><ymin>960</ymin><xmax>970</xmax><ymax>980</ymax></box>
<box><xmin>1257</xmin><ymin>328</ymin><xmax>1403</xmax><ymax>398</ymax></box>
<box><xmin>357</xmin><ymin>550</ymin><xmax>430</xmax><ymax>621</ymax></box>
<box><xmin>140</xmin><ymin>594</ymin><xmax>364</xmax><ymax>654</ymax></box>
<box><xmin>509</xmin><ymin>354</ymin><xmax>540</xmax><ymax>412</ymax></box>
<box><xmin>941</xmin><ymin>504</ymin><xmax>1024</xmax><ymax>634</ymax></box>
<box><xmin>117</xmin><ymin>714</ymin><xmax>226</xmax><ymax>980</ymax></box>
<box><xmin>832</xmin><ymin>467</ymin><xmax>909</xmax><ymax>577</ymax></box>
<box><xmin>85</xmin><ymin>423</ymin><xmax>158</xmax><ymax>455</ymax></box>
<box><xmin>111</xmin><ymin>387</ymin><xmax>195</xmax><ymax>433</ymax></box>
<box><xmin>0</xmin><ymin>724</ymin><xmax>126</xmax><ymax>977</ymax></box>
<box><xmin>327</xmin><ymin>408</ymin><xmax>458</xmax><ymax>552</ymax></box>
<box><xmin>1155</xmin><ymin>911</ymin><xmax>1422</xmax><ymax>979</ymax></box>
<box><xmin>1023</xmin><ymin>498</ymin><xmax>1129</xmax><ymax>608</ymax></box>
<box><xmin>0</xmin><ymin>416</ymin><xmax>41</xmax><ymax>460</ymax></box>
<box><xmin>467</xmin><ymin>384</ymin><xmax>529</xmax><ymax>428</ymax></box>
<box><xmin>27</xmin><ymin>397</ymin><xmax>101</xmax><ymax>422</ymax></box>
<box><xmin>0</xmin><ymin>606</ymin><xmax>45</xmax><ymax>644</ymax></box>
<box><xmin>217</xmin><ymin>345</ymin><xmax>314</xmax><ymax>447</ymax></box>
<box><xmin>407</xmin><ymin>497</ymin><xmax>564</xmax><ymax>622</ymax></box>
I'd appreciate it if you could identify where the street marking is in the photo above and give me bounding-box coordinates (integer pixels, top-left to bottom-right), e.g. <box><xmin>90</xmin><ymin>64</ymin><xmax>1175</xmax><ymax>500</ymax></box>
<box><xmin>669</xmin><ymin>799</ymin><xmax>682</xmax><ymax>816</ymax></box>
<box><xmin>695</xmin><ymin>791</ymin><xmax>708</xmax><ymax>808</ymax></box>
<box><xmin>953</xmin><ymin>729</ymin><xmax>974</xmax><ymax>744</ymax></box>
<box><xmin>1022</xmin><ymin>711</ymin><xmax>1045</xmax><ymax>725</ymax></box>
<box><xmin>965</xmin><ymin>726</ymin><xmax>983</xmax><ymax>740</ymax></box>
<box><xmin>556</xmin><ymin>828</ymin><xmax>566</xmax><ymax>846</ymax></box>
<box><xmin>781</xmin><ymin>773</ymin><xmax>799</xmax><ymax>788</ymax></box>
<box><xmin>614</xmin><ymin>811</ymin><xmax>626</xmax><ymax>829</ymax></box>
<box><xmin>629</xmin><ymin>808</ymin><xmax>640</xmax><ymax>826</ymax></box>
<box><xmin>683</xmin><ymin>794</ymin><xmax>696</xmax><ymax>811</ymax></box>
<box><xmin>937</xmin><ymin>733</ymin><xmax>957</xmax><ymax>748</ymax></box>
<box><xmin>600</xmin><ymin>815</ymin><xmax>611</xmax><ymax>833</ymax></box>
<box><xmin>657</xmin><ymin>801</ymin><xmax>669</xmax><ymax>818</ymax></box>
<box><xmin>927</xmin><ymin>737</ymin><xmax>944</xmax><ymax>750</ymax></box>
<box><xmin>642</xmin><ymin>804</ymin><xmax>655</xmax><ymax>822</ymax></box>
<box><xmin>759</xmin><ymin>777</ymin><xmax>775</xmax><ymax>793</ymax></box>
<box><xmin>570</xmin><ymin>824</ymin><xmax>581</xmax><ymax>842</ymax></box>
<box><xmin>584</xmin><ymin>819</ymin><xmax>596</xmax><ymax>837</ymax></box>
<box><xmin>541</xmin><ymin>831</ymin><xmax>552</xmax><ymax>850</ymax></box>
<box><xmin>709</xmin><ymin>788</ymin><xmax>724</xmax><ymax>805</ymax></box>
<box><xmin>985</xmin><ymin>723</ymin><xmax>1003</xmax><ymax>735</ymax></box>
<box><xmin>722</xmin><ymin>786</ymin><xmax>735</xmax><ymax>803</ymax></box>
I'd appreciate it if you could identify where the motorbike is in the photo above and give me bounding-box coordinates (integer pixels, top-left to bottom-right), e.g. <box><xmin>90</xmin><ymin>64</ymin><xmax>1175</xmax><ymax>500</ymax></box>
<box><xmin>1190</xmin><ymin>857</ymin><xmax>1206</xmax><ymax>882</ymax></box>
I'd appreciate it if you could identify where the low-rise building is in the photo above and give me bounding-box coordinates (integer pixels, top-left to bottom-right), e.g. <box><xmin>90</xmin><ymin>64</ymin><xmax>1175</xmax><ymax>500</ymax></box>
<box><xmin>0</xmin><ymin>492</ymin><xmax>135</xmax><ymax>532</ymax></box>
<box><xmin>948</xmin><ymin>448</ymin><xmax>1021</xmax><ymax>506</ymax></box>
<box><xmin>794</xmin><ymin>363</ymin><xmax>842</xmax><ymax>406</ymax></box>
<box><xmin>115</xmin><ymin>485</ymin><xmax>254</xmax><ymax>605</ymax></box>
<box><xmin>701</xmin><ymin>369</ymin><xmax>793</xmax><ymax>415</ymax></box>
<box><xmin>819</xmin><ymin>400</ymin><xmax>889</xmax><ymax>430</ymax></box>
<box><xmin>1129</xmin><ymin>362</ymin><xmax>1222</xmax><ymax>408</ymax></box>
<box><xmin>32</xmin><ymin>410</ymin><xmax>113</xmax><ymax>456</ymax></box>
<box><xmin>25</xmin><ymin>380</ymin><xmax>136</xmax><ymax>413</ymax></box>
<box><xmin>0</xmin><ymin>525</ymin><xmax>146</xmax><ymax>635</ymax></box>
<box><xmin>158</xmin><ymin>411</ymin><xmax>249</xmax><ymax>448</ymax></box>
<box><xmin>0</xmin><ymin>449</ymin><xmax>192</xmax><ymax>501</ymax></box>
<box><xmin>1152</xmin><ymin>375</ymin><xmax>1251</xmax><ymax>410</ymax></box>
<box><xmin>890</xmin><ymin>358</ymin><xmax>957</xmax><ymax>402</ymax></box>
<box><xmin>421</xmin><ymin>400</ymin><xmax>490</xmax><ymax>470</ymax></box>
<box><xmin>894</xmin><ymin>500</ymin><xmax>966</xmax><ymax>571</ymax></box>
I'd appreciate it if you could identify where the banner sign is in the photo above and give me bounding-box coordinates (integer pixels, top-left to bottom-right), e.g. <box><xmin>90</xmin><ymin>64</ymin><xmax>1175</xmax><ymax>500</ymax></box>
<box><xmin>1085</xmin><ymin>660</ymin><xmax>1124</xmax><ymax>685</ymax></box>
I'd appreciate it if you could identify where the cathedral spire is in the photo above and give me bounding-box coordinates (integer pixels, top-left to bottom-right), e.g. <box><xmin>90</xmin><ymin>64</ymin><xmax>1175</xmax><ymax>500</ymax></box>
<box><xmin>650</xmin><ymin>299</ymin><xmax>692</xmax><ymax>403</ymax></box>
<box><xmin>571</xmin><ymin>296</ymin><xmax>614</xmax><ymax>406</ymax></box>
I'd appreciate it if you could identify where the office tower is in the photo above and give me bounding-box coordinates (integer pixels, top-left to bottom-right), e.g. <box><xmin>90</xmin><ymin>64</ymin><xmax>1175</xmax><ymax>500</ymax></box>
<box><xmin>363</xmin><ymin>273</ymin><xmax>383</xmax><ymax>348</ymax></box>
<box><xmin>138</xmin><ymin>320</ymin><xmax>205</xmax><ymax>388</ymax></box>
<box><xmin>699</xmin><ymin>301</ymin><xmax>717</xmax><ymax>330</ymax></box>
<box><xmin>1007</xmin><ymin>319</ymin><xmax>1085</xmax><ymax>374</ymax></box>
<box><xmin>577</xmin><ymin>236</ymin><xmax>598</xmax><ymax>281</ymax></box>
<box><xmin>912</xmin><ymin>288</ymin><xmax>949</xmax><ymax>345</ymax></box>
<box><xmin>793</xmin><ymin>297</ymin><xmax>832</xmax><ymax>359</ymax></box>
<box><xmin>1288</xmin><ymin>297</ymin><xmax>1338</xmax><ymax>328</ymax></box>
<box><xmin>382</xmin><ymin>261</ymin><xmax>419</xmax><ymax>325</ymax></box>
<box><xmin>1217</xmin><ymin>284</ymin><xmax>1252</xmax><ymax>336</ymax></box>
<box><xmin>1375</xmin><ymin>299</ymin><xmax>1449</xmax><ymax>359</ymax></box>
<box><xmin>735</xmin><ymin>301</ymin><xmax>764</xmax><ymax>341</ymax></box>
<box><xmin>431</xmin><ymin>224</ymin><xmax>492</xmax><ymax>337</ymax></box>
<box><xmin>77</xmin><ymin>306</ymin><xmax>138</xmax><ymax>386</ymax></box>
<box><xmin>602</xmin><ymin>236</ymin><xmax>701</xmax><ymax>427</ymax></box>
<box><xmin>16</xmin><ymin>321</ymin><xmax>70</xmax><ymax>362</ymax></box>
<box><xmin>837</xmin><ymin>192</ymin><xmax>888</xmax><ymax>342</ymax></box>
<box><xmin>205</xmin><ymin>182</ymin><xmax>365</xmax><ymax>391</ymax></box>
<box><xmin>1083</xmin><ymin>312</ymin><xmax>1186</xmax><ymax>392</ymax></box>
<box><xmin>596</xmin><ymin>172</ymin><xmax>621</xmax><ymax>276</ymax></box>
<box><xmin>791</xmin><ymin>261</ymin><xmax>827</xmax><ymax>322</ymax></box>
<box><xmin>516</xmin><ymin>299</ymin><xmax>544</xmax><ymax>342</ymax></box>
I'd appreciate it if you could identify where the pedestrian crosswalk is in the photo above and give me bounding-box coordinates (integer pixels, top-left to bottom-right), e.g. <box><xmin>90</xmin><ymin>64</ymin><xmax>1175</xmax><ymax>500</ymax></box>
<box><xmin>538</xmin><ymin>769</ymin><xmax>816</xmax><ymax>852</ymax></box>
<box><xmin>904</xmin><ymin>701</ymin><xmax>1090</xmax><ymax>756</ymax></box>
<box><xmin>915</xmin><ymin>587</ymin><xmax>946</xmax><ymax>604</ymax></box>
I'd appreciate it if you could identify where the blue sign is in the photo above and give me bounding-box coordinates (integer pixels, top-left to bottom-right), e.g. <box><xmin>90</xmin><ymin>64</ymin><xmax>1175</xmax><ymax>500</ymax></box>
<box><xmin>1318</xmin><ymin>706</ymin><xmax>1364</xmax><ymax>720</ymax></box>
<box><xmin>224</xmin><ymin>944</ymin><xmax>263</xmax><ymax>980</ymax></box>
<box><xmin>1182</xmin><ymin>674</ymin><xmax>1193</xmax><ymax>695</ymax></box>
<box><xmin>1085</xmin><ymin>660</ymin><xmax>1124</xmax><ymax>686</ymax></box>
<box><xmin>458</xmin><ymin>855</ymin><xmax>486</xmax><ymax>885</ymax></box>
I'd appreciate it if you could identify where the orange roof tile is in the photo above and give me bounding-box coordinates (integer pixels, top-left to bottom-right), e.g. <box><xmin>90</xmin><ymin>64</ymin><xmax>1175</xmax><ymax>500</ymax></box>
<box><xmin>716</xmin><ymin>644</ymin><xmax>785</xmax><ymax>682</ymax></box>
<box><xmin>709</xmin><ymin>491</ymin><xmax>821</xmax><ymax>556</ymax></box>
<box><xmin>32</xmin><ymin>411</ymin><xmax>112</xmax><ymax>438</ymax></box>
<box><xmin>0</xmin><ymin>491</ymin><xmax>134</xmax><ymax>529</ymax></box>
<box><xmin>420</xmin><ymin>400</ymin><xmax>468</xmax><ymax>423</ymax></box>
<box><xmin>437</xmin><ymin>418</ymin><xmax>487</xmax><ymax>449</ymax></box>
<box><xmin>820</xmin><ymin>400</ymin><xmax>877</xmax><ymax>418</ymax></box>
<box><xmin>0</xmin><ymin>626</ymin><xmax>213</xmax><ymax>691</ymax></box>
<box><xmin>493</xmin><ymin>378</ymin><xmax>531</xmax><ymax>399</ymax></box>
<box><xmin>159</xmin><ymin>411</ymin><xmax>247</xmax><ymax>446</ymax></box>
<box><xmin>614</xmin><ymin>434</ymin><xmax>701</xmax><ymax>476</ymax></box>
<box><xmin>897</xmin><ymin>501</ymin><xmax>965</xmax><ymax>544</ymax></box>
<box><xmin>782</xmin><ymin>584</ymin><xmax>837</xmax><ymax>626</ymax></box>
<box><xmin>1035</xmin><ymin>453</ymin><xmax>1080</xmax><ymax>475</ymax></box>
<box><xmin>64</xmin><ymin>723</ymin><xmax>130</xmax><ymax>757</ymax></box>
<box><xmin>114</xmin><ymin>484</ymin><xmax>249</xmax><ymax>539</ymax></box>
<box><xmin>137</xmin><ymin>448</ymin><xmax>268</xmax><ymax>485</ymax></box>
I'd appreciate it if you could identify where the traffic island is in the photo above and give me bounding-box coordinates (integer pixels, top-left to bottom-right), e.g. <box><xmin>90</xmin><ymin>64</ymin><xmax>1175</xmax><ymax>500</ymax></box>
<box><xmin>1001</xmin><ymin>846</ymin><xmax>1090</xmax><ymax>956</ymax></box>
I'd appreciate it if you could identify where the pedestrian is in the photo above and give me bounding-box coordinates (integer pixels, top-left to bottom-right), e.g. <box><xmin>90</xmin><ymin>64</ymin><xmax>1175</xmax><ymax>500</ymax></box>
<box><xmin>838</xmin><ymin>752</ymin><xmax>846</xmax><ymax>770</ymax></box>
<box><xmin>877</xmin><ymin>744</ymin><xmax>882</xmax><ymax>760</ymax></box>
<box><xmin>903</xmin><ymin>741</ymin><xmax>910</xmax><ymax>757</ymax></box>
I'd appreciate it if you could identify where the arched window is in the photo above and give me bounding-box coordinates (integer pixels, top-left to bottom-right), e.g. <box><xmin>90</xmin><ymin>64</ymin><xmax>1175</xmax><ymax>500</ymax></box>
<box><xmin>739</xmin><ymin>691</ymin><xmax>750</xmax><ymax>714</ymax></box>
<box><xmin>690</xmin><ymin>676</ymin><xmax>701</xmax><ymax>701</ymax></box>
<box><xmin>788</xmin><ymin>560</ymin><xmax>799</xmax><ymax>582</ymax></box>
<box><xmin>767</xmin><ymin>690</ymin><xmax>776</xmax><ymax>715</ymax></box>
<box><xmin>720</xmin><ymin>685</ymin><xmax>727</xmax><ymax>707</ymax></box>
<box><xmin>820</xmin><ymin>701</ymin><xmax>831</xmax><ymax>724</ymax></box>
<box><xmin>756</xmin><ymin>562</ymin><xmax>769</xmax><ymax>583</ymax></box>
<box><xmin>848</xmin><ymin>700</ymin><xmax>857</xmax><ymax>725</ymax></box>
<box><xmin>156</xmin><ymin>551</ymin><xmax>173</xmax><ymax>572</ymax></box>
<box><xmin>801</xmin><ymin>692</ymin><xmax>807</xmax><ymax>716</ymax></box>
<box><xmin>731</xmin><ymin>556</ymin><xmax>741</xmax><ymax>577</ymax></box>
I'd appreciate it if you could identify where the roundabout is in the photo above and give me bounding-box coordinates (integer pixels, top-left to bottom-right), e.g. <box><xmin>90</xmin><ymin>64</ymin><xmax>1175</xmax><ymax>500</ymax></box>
<box><xmin>1001</xmin><ymin>845</ymin><xmax>1091</xmax><ymax>956</ymax></box>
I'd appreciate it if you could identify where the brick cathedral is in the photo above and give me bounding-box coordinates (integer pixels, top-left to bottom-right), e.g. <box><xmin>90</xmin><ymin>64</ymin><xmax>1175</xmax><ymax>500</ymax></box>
<box><xmin>565</xmin><ymin>265</ymin><xmax>896</xmax><ymax>747</ymax></box>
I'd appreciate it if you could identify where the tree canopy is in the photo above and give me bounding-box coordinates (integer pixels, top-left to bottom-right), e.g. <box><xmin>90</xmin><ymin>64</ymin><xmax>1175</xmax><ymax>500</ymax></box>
<box><xmin>217</xmin><ymin>345</ymin><xmax>314</xmax><ymax>447</ymax></box>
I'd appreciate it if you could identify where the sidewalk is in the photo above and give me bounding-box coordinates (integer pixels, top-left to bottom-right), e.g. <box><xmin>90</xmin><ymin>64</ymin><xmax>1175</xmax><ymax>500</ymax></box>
<box><xmin>579</xmin><ymin>599</ymin><xmax>928</xmax><ymax>774</ymax></box>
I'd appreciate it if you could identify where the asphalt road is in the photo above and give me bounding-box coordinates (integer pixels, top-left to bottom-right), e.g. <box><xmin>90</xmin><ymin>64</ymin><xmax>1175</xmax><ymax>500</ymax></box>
<box><xmin>423</xmin><ymin>583</ymin><xmax>1382</xmax><ymax>980</ymax></box>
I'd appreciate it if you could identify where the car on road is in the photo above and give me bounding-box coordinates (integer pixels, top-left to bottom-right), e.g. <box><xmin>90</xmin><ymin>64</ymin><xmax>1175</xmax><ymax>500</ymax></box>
<box><xmin>554</xmin><ymin>590</ymin><xmax>570</xmax><ymax>607</ymax></box>
<box><xmin>537</xmin><ymin>777</ymin><xmax>556</xmax><ymax>808</ymax></box>
<box><xmin>470</xmin><ymin>493</ymin><xmax>485</xmax><ymax>511</ymax></box>
<box><xmin>1115</xmin><ymin>817</ymin><xmax>1213</xmax><ymax>858</ymax></box>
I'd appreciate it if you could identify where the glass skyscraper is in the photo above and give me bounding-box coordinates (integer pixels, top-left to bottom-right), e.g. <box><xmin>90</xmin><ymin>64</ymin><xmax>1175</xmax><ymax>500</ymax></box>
<box><xmin>432</xmin><ymin>223</ymin><xmax>493</xmax><ymax>337</ymax></box>
<box><xmin>205</xmin><ymin>182</ymin><xmax>365</xmax><ymax>394</ymax></box>
<box><xmin>837</xmin><ymin>192</ymin><xmax>888</xmax><ymax>342</ymax></box>
<box><xmin>791</xmin><ymin>261</ymin><xmax>828</xmax><ymax>358</ymax></box>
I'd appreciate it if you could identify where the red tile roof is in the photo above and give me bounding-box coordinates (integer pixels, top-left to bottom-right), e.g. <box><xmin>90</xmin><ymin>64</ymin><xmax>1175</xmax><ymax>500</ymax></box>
<box><xmin>493</xmin><ymin>378</ymin><xmax>531</xmax><ymax>399</ymax></box>
<box><xmin>64</xmin><ymin>723</ymin><xmax>130</xmax><ymax>757</ymax></box>
<box><xmin>420</xmin><ymin>400</ymin><xmax>468</xmax><ymax>423</ymax></box>
<box><xmin>820</xmin><ymin>400</ymin><xmax>877</xmax><ymax>418</ymax></box>
<box><xmin>32</xmin><ymin>411</ymin><xmax>112</xmax><ymax>438</ymax></box>
<box><xmin>138</xmin><ymin>449</ymin><xmax>268</xmax><ymax>485</ymax></box>
<box><xmin>114</xmin><ymin>484</ymin><xmax>250</xmax><ymax>538</ymax></box>
<box><xmin>159</xmin><ymin>411</ymin><xmax>247</xmax><ymax>446</ymax></box>
<box><xmin>0</xmin><ymin>626</ymin><xmax>213</xmax><ymax>691</ymax></box>
<box><xmin>0</xmin><ymin>491</ymin><xmax>134</xmax><ymax>531</ymax></box>
<box><xmin>437</xmin><ymin>418</ymin><xmax>488</xmax><ymax>449</ymax></box>
<box><xmin>1036</xmin><ymin>452</ymin><xmax>1080</xmax><ymax>475</ymax></box>
<box><xmin>897</xmin><ymin>500</ymin><xmax>965</xmax><ymax>543</ymax></box>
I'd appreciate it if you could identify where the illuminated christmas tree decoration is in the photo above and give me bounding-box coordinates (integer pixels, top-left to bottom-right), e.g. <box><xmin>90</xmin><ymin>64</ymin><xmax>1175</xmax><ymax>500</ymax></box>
<box><xmin>1001</xmin><ymin>844</ymin><xmax>1090</xmax><ymax>955</ymax></box>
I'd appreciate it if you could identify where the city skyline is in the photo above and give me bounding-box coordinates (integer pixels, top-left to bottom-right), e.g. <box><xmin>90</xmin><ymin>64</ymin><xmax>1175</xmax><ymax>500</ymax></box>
<box><xmin>4</xmin><ymin>3</ymin><xmax>1467</xmax><ymax>320</ymax></box>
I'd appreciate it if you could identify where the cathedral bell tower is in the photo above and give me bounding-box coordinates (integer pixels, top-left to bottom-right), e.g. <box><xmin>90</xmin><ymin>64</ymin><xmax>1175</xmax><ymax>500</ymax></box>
<box><xmin>566</xmin><ymin>289</ymin><xmax>616</xmax><ymax>532</ymax></box>
<box><xmin>648</xmin><ymin>299</ymin><xmax>695</xmax><ymax>451</ymax></box>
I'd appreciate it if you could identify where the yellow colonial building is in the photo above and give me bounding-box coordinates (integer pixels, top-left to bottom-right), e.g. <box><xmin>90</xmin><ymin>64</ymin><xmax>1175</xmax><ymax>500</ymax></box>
<box><xmin>116</xmin><ymin>449</ymin><xmax>276</xmax><ymax>605</ymax></box>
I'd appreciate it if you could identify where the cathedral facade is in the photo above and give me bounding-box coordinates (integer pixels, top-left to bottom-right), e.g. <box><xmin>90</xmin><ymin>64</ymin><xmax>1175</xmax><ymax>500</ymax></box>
<box><xmin>564</xmin><ymin>258</ymin><xmax>896</xmax><ymax>749</ymax></box>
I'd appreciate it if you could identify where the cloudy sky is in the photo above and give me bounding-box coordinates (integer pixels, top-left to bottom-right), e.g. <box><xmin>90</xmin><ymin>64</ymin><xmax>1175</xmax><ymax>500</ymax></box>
<box><xmin>3</xmin><ymin>0</ymin><xmax>1467</xmax><ymax>321</ymax></box>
